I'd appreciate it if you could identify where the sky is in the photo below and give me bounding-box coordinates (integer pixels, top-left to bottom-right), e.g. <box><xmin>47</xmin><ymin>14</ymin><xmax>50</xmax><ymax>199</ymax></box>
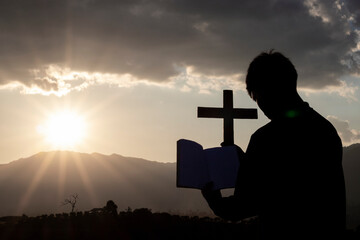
<box><xmin>0</xmin><ymin>0</ymin><xmax>360</xmax><ymax>164</ymax></box>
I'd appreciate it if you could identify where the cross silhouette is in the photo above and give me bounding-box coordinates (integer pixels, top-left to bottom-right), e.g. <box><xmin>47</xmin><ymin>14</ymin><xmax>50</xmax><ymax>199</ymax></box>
<box><xmin>198</xmin><ymin>90</ymin><xmax>258</xmax><ymax>146</ymax></box>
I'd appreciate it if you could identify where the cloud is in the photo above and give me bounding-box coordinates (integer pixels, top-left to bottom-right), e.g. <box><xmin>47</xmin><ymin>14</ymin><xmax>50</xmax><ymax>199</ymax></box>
<box><xmin>344</xmin><ymin>0</ymin><xmax>360</xmax><ymax>24</ymax></box>
<box><xmin>299</xmin><ymin>80</ymin><xmax>359</xmax><ymax>101</ymax></box>
<box><xmin>1</xmin><ymin>64</ymin><xmax>243</xmax><ymax>96</ymax></box>
<box><xmin>171</xmin><ymin>65</ymin><xmax>245</xmax><ymax>94</ymax></box>
<box><xmin>327</xmin><ymin>115</ymin><xmax>360</xmax><ymax>144</ymax></box>
<box><xmin>0</xmin><ymin>0</ymin><xmax>359</xmax><ymax>95</ymax></box>
<box><xmin>0</xmin><ymin>65</ymin><xmax>173</xmax><ymax>96</ymax></box>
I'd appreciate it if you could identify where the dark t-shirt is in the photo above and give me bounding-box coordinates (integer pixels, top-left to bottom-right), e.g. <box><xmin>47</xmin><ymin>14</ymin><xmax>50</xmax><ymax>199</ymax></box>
<box><xmin>208</xmin><ymin>102</ymin><xmax>346</xmax><ymax>239</ymax></box>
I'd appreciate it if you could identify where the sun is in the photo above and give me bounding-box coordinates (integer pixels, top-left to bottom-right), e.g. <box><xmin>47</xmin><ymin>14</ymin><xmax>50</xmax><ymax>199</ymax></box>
<box><xmin>37</xmin><ymin>111</ymin><xmax>87</xmax><ymax>149</ymax></box>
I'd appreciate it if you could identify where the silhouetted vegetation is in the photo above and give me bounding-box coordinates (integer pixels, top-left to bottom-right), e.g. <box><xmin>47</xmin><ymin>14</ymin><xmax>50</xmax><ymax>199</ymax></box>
<box><xmin>0</xmin><ymin>202</ymin><xmax>359</xmax><ymax>240</ymax></box>
<box><xmin>61</xmin><ymin>194</ymin><xmax>79</xmax><ymax>213</ymax></box>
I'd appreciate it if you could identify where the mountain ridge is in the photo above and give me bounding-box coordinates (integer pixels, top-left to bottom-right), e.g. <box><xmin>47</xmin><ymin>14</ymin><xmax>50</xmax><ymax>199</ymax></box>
<box><xmin>0</xmin><ymin>150</ymin><xmax>207</xmax><ymax>219</ymax></box>
<box><xmin>0</xmin><ymin>143</ymin><xmax>359</xmax><ymax>228</ymax></box>
<box><xmin>3</xmin><ymin>151</ymin><xmax>173</xmax><ymax>167</ymax></box>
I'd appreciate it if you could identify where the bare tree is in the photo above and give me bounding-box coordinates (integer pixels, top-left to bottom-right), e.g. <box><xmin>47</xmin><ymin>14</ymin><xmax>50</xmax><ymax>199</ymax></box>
<box><xmin>61</xmin><ymin>194</ymin><xmax>78</xmax><ymax>213</ymax></box>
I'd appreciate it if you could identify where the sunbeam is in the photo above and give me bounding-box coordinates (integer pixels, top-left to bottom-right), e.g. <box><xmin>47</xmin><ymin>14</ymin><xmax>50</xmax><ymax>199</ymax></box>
<box><xmin>17</xmin><ymin>152</ymin><xmax>55</xmax><ymax>214</ymax></box>
<box><xmin>72</xmin><ymin>153</ymin><xmax>98</xmax><ymax>206</ymax></box>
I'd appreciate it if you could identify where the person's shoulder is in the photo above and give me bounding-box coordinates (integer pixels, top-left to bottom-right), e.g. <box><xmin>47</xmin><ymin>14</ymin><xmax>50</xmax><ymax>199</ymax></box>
<box><xmin>251</xmin><ymin>121</ymin><xmax>275</xmax><ymax>139</ymax></box>
<box><xmin>305</xmin><ymin>104</ymin><xmax>342</xmax><ymax>143</ymax></box>
<box><xmin>307</xmin><ymin>106</ymin><xmax>338</xmax><ymax>132</ymax></box>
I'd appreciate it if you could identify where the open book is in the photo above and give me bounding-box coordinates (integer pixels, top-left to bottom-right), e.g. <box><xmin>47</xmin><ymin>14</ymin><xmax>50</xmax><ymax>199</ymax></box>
<box><xmin>176</xmin><ymin>139</ymin><xmax>241</xmax><ymax>190</ymax></box>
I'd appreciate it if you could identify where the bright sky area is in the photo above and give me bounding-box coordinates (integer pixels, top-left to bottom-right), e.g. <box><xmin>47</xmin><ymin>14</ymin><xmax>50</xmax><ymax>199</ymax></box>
<box><xmin>0</xmin><ymin>0</ymin><xmax>359</xmax><ymax>163</ymax></box>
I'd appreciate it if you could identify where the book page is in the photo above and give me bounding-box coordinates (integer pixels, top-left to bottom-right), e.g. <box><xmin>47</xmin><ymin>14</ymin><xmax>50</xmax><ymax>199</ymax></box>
<box><xmin>204</xmin><ymin>146</ymin><xmax>240</xmax><ymax>190</ymax></box>
<box><xmin>176</xmin><ymin>139</ymin><xmax>210</xmax><ymax>189</ymax></box>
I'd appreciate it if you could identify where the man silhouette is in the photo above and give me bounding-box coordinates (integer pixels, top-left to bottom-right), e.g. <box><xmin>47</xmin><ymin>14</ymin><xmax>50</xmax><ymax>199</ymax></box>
<box><xmin>201</xmin><ymin>51</ymin><xmax>346</xmax><ymax>239</ymax></box>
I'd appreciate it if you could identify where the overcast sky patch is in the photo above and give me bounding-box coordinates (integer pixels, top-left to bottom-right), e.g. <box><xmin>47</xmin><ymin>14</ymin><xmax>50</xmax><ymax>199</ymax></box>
<box><xmin>0</xmin><ymin>0</ymin><xmax>359</xmax><ymax>94</ymax></box>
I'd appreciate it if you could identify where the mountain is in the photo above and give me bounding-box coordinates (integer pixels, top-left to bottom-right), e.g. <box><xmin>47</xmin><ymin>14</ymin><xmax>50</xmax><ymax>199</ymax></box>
<box><xmin>343</xmin><ymin>143</ymin><xmax>360</xmax><ymax>229</ymax></box>
<box><xmin>0</xmin><ymin>144</ymin><xmax>359</xmax><ymax>228</ymax></box>
<box><xmin>0</xmin><ymin>151</ymin><xmax>209</xmax><ymax>217</ymax></box>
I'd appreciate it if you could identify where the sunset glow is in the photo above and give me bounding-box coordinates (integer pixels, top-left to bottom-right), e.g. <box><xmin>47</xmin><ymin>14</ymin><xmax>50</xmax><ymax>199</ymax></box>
<box><xmin>37</xmin><ymin>111</ymin><xmax>87</xmax><ymax>149</ymax></box>
<box><xmin>0</xmin><ymin>1</ymin><xmax>358</xmax><ymax>235</ymax></box>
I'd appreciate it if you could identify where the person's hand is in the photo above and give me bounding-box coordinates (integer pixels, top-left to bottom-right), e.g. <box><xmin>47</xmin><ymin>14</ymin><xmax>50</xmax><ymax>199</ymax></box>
<box><xmin>220</xmin><ymin>142</ymin><xmax>245</xmax><ymax>162</ymax></box>
<box><xmin>220</xmin><ymin>142</ymin><xmax>243</xmax><ymax>151</ymax></box>
<box><xmin>201</xmin><ymin>182</ymin><xmax>221</xmax><ymax>203</ymax></box>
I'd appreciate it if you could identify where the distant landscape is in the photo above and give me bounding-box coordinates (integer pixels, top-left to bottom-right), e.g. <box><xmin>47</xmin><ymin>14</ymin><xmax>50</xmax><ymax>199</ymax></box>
<box><xmin>0</xmin><ymin>143</ymin><xmax>359</xmax><ymax>230</ymax></box>
<box><xmin>0</xmin><ymin>151</ymin><xmax>208</xmax><ymax>217</ymax></box>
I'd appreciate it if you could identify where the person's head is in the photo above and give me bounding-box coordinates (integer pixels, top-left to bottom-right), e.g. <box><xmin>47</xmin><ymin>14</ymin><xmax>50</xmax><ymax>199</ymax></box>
<box><xmin>246</xmin><ymin>50</ymin><xmax>300</xmax><ymax>119</ymax></box>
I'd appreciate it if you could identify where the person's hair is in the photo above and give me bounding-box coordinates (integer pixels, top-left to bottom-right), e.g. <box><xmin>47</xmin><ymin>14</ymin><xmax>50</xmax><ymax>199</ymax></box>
<box><xmin>246</xmin><ymin>50</ymin><xmax>298</xmax><ymax>101</ymax></box>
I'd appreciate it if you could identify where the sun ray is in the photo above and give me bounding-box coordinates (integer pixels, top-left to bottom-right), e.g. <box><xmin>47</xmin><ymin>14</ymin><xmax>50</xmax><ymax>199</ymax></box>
<box><xmin>72</xmin><ymin>153</ymin><xmax>99</xmax><ymax>206</ymax></box>
<box><xmin>17</xmin><ymin>152</ymin><xmax>55</xmax><ymax>214</ymax></box>
<box><xmin>90</xmin><ymin>153</ymin><xmax>121</xmax><ymax>181</ymax></box>
<box><xmin>57</xmin><ymin>151</ymin><xmax>68</xmax><ymax>203</ymax></box>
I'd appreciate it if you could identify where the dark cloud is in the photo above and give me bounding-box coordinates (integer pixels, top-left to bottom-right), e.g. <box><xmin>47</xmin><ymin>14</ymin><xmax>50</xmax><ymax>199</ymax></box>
<box><xmin>345</xmin><ymin>0</ymin><xmax>360</xmax><ymax>24</ymax></box>
<box><xmin>0</xmin><ymin>0</ymin><xmax>359</xmax><ymax>92</ymax></box>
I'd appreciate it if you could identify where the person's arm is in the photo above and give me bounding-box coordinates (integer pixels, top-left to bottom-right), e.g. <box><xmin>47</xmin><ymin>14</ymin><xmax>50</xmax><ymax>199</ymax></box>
<box><xmin>201</xmin><ymin>138</ymin><xmax>259</xmax><ymax>221</ymax></box>
<box><xmin>201</xmin><ymin>183</ymin><xmax>256</xmax><ymax>221</ymax></box>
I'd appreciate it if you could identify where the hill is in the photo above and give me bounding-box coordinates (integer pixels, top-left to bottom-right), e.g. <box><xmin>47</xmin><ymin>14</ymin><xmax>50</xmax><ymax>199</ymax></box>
<box><xmin>0</xmin><ymin>144</ymin><xmax>359</xmax><ymax>228</ymax></box>
<box><xmin>343</xmin><ymin>143</ymin><xmax>360</xmax><ymax>229</ymax></box>
<box><xmin>0</xmin><ymin>151</ymin><xmax>208</xmax><ymax>217</ymax></box>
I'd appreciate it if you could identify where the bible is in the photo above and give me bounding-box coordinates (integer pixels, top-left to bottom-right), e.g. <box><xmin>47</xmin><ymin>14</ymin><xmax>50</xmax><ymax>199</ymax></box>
<box><xmin>176</xmin><ymin>139</ymin><xmax>241</xmax><ymax>190</ymax></box>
